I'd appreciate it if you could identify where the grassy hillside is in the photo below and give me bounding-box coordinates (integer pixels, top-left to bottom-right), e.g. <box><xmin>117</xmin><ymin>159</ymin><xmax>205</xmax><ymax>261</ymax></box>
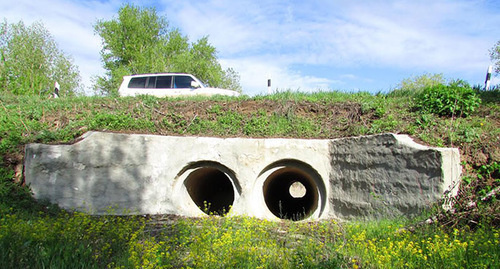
<box><xmin>1</xmin><ymin>89</ymin><xmax>499</xmax><ymax>268</ymax></box>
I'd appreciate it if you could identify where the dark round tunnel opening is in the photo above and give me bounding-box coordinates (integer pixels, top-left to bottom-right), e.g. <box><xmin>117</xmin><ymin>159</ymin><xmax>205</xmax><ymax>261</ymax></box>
<box><xmin>263</xmin><ymin>167</ymin><xmax>319</xmax><ymax>221</ymax></box>
<box><xmin>184</xmin><ymin>167</ymin><xmax>234</xmax><ymax>216</ymax></box>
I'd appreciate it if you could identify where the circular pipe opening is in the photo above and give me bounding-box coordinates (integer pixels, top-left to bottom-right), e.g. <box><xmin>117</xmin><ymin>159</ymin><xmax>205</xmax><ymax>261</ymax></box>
<box><xmin>184</xmin><ymin>167</ymin><xmax>234</xmax><ymax>216</ymax></box>
<box><xmin>263</xmin><ymin>167</ymin><xmax>319</xmax><ymax>221</ymax></box>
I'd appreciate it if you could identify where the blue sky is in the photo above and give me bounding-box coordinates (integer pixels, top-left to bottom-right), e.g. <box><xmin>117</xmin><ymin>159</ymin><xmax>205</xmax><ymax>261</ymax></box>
<box><xmin>1</xmin><ymin>0</ymin><xmax>499</xmax><ymax>95</ymax></box>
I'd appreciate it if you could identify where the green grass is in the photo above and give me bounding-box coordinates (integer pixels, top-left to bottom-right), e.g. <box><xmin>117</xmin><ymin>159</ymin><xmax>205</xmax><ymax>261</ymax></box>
<box><xmin>1</xmin><ymin>212</ymin><xmax>498</xmax><ymax>268</ymax></box>
<box><xmin>341</xmin><ymin>220</ymin><xmax>499</xmax><ymax>268</ymax></box>
<box><xmin>1</xmin><ymin>89</ymin><xmax>499</xmax><ymax>268</ymax></box>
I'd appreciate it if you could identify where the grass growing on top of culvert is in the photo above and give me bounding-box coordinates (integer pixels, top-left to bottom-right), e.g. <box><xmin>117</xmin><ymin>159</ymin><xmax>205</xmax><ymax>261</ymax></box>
<box><xmin>1</xmin><ymin>88</ymin><xmax>499</xmax><ymax>268</ymax></box>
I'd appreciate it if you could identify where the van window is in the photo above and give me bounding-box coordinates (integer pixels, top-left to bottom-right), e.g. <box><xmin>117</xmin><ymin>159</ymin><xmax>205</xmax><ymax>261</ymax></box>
<box><xmin>174</xmin><ymin>76</ymin><xmax>195</xmax><ymax>88</ymax></box>
<box><xmin>156</xmin><ymin>76</ymin><xmax>172</xmax><ymax>88</ymax></box>
<box><xmin>128</xmin><ymin>77</ymin><xmax>147</xmax><ymax>88</ymax></box>
<box><xmin>146</xmin><ymin>77</ymin><xmax>156</xmax><ymax>88</ymax></box>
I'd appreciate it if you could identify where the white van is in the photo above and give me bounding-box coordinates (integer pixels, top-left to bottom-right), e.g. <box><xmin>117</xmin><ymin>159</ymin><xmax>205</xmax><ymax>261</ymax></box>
<box><xmin>118</xmin><ymin>73</ymin><xmax>240</xmax><ymax>97</ymax></box>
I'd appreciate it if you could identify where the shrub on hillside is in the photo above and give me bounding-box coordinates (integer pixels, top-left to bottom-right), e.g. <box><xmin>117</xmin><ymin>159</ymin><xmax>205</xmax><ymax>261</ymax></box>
<box><xmin>389</xmin><ymin>73</ymin><xmax>446</xmax><ymax>97</ymax></box>
<box><xmin>414</xmin><ymin>80</ymin><xmax>481</xmax><ymax>117</ymax></box>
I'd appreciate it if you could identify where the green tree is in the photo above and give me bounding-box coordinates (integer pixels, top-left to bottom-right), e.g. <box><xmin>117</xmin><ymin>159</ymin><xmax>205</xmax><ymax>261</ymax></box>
<box><xmin>93</xmin><ymin>4</ymin><xmax>241</xmax><ymax>96</ymax></box>
<box><xmin>490</xmin><ymin>40</ymin><xmax>500</xmax><ymax>74</ymax></box>
<box><xmin>0</xmin><ymin>20</ymin><xmax>81</xmax><ymax>96</ymax></box>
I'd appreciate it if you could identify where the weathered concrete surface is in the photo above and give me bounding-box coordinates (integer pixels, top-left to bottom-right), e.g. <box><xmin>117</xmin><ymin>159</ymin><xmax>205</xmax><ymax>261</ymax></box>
<box><xmin>24</xmin><ymin>132</ymin><xmax>461</xmax><ymax>221</ymax></box>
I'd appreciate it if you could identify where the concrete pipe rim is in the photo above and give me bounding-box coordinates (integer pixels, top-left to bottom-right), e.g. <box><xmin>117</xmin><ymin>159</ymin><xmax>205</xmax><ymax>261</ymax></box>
<box><xmin>177</xmin><ymin>161</ymin><xmax>239</xmax><ymax>216</ymax></box>
<box><xmin>259</xmin><ymin>160</ymin><xmax>326</xmax><ymax>221</ymax></box>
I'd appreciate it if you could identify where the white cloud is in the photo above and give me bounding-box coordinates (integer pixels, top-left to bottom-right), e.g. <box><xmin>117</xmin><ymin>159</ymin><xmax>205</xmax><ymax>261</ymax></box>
<box><xmin>221</xmin><ymin>57</ymin><xmax>336</xmax><ymax>95</ymax></box>
<box><xmin>168</xmin><ymin>0</ymin><xmax>499</xmax><ymax>91</ymax></box>
<box><xmin>166</xmin><ymin>0</ymin><xmax>280</xmax><ymax>56</ymax></box>
<box><xmin>0</xmin><ymin>0</ymin><xmax>498</xmax><ymax>94</ymax></box>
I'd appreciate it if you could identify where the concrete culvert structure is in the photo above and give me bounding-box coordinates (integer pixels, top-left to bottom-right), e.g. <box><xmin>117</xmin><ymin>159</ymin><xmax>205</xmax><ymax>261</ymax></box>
<box><xmin>24</xmin><ymin>132</ymin><xmax>461</xmax><ymax>220</ymax></box>
<box><xmin>263</xmin><ymin>166</ymin><xmax>320</xmax><ymax>221</ymax></box>
<box><xmin>184</xmin><ymin>167</ymin><xmax>235</xmax><ymax>216</ymax></box>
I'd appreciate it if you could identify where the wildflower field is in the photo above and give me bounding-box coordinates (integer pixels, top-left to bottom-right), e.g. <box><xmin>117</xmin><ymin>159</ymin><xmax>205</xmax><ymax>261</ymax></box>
<box><xmin>1</xmin><ymin>86</ymin><xmax>499</xmax><ymax>268</ymax></box>
<box><xmin>1</xmin><ymin>211</ymin><xmax>499</xmax><ymax>268</ymax></box>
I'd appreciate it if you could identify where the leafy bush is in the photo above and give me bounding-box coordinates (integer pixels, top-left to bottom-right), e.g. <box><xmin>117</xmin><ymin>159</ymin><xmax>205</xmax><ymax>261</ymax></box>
<box><xmin>389</xmin><ymin>73</ymin><xmax>446</xmax><ymax>97</ymax></box>
<box><xmin>414</xmin><ymin>80</ymin><xmax>481</xmax><ymax>117</ymax></box>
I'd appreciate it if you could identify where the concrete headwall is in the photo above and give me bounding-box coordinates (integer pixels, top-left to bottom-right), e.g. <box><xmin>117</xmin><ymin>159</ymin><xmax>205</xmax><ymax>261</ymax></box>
<box><xmin>24</xmin><ymin>132</ymin><xmax>461</xmax><ymax>221</ymax></box>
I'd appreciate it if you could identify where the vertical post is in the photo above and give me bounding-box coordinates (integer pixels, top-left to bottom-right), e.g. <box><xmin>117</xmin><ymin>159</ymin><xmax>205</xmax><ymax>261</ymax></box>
<box><xmin>53</xmin><ymin>81</ymin><xmax>60</xmax><ymax>98</ymax></box>
<box><xmin>267</xmin><ymin>78</ymin><xmax>272</xmax><ymax>94</ymax></box>
<box><xmin>485</xmin><ymin>65</ymin><xmax>492</xmax><ymax>91</ymax></box>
